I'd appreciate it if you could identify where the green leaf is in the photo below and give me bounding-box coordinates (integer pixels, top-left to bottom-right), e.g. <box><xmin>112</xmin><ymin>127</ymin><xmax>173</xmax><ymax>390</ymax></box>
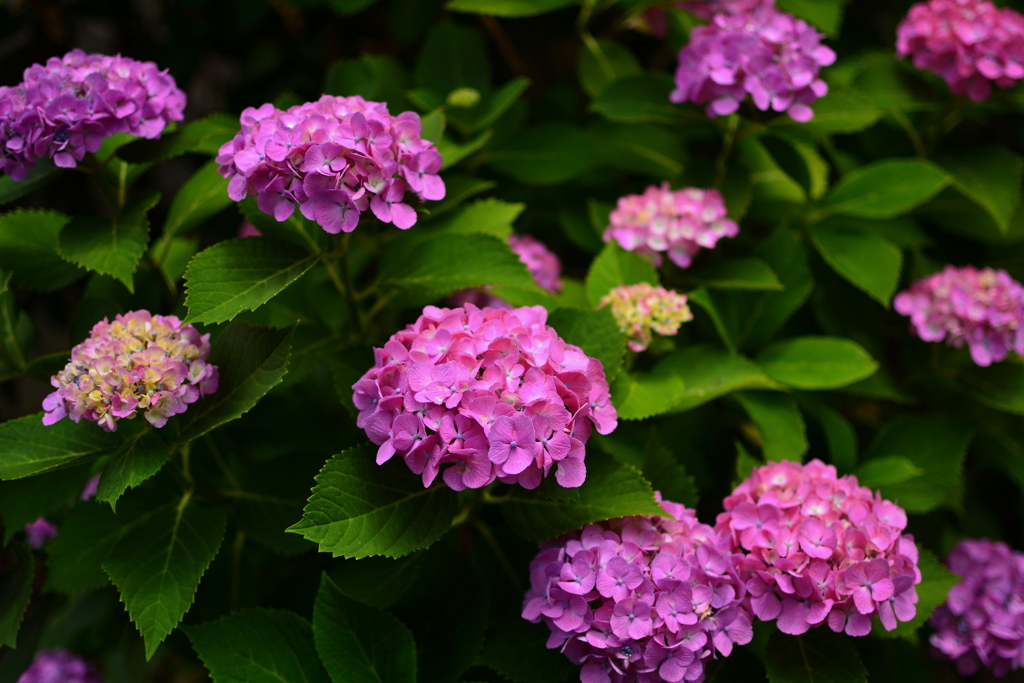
<box><xmin>0</xmin><ymin>466</ymin><xmax>91</xmax><ymax>544</ymax></box>
<box><xmin>591</xmin><ymin>74</ymin><xmax>699</xmax><ymax>125</ymax></box>
<box><xmin>151</xmin><ymin>235</ymin><xmax>200</xmax><ymax>287</ymax></box>
<box><xmin>688</xmin><ymin>286</ymin><xmax>739</xmax><ymax>352</ymax></box>
<box><xmin>612</xmin><ymin>366</ymin><xmax>688</xmax><ymax>420</ymax></box>
<box><xmin>579</xmin><ymin>38</ymin><xmax>642</xmax><ymax>98</ymax></box>
<box><xmin>446</xmin><ymin>0</ymin><xmax>574</xmax><ymax>16</ymax></box>
<box><xmin>0</xmin><ymin>209</ymin><xmax>83</xmax><ymax>291</ymax></box>
<box><xmin>183</xmin><ymin>238</ymin><xmax>320</xmax><ymax>326</ymax></box>
<box><xmin>757</xmin><ymin>336</ymin><xmax>878</xmax><ymax>389</ymax></box>
<box><xmin>819</xmin><ymin>407</ymin><xmax>857</xmax><ymax>474</ymax></box>
<box><xmin>415</xmin><ymin>20</ymin><xmax>490</xmax><ymax>96</ymax></box>
<box><xmin>328</xmin><ymin>0</ymin><xmax>382</xmax><ymax>15</ymax></box>
<box><xmin>742</xmin><ymin>227</ymin><xmax>815</xmax><ymax>350</ymax></box>
<box><xmin>104</xmin><ymin>503</ymin><xmax>226</xmax><ymax>659</ymax></box>
<box><xmin>0</xmin><ymin>413</ymin><xmax>119</xmax><ymax>480</ymax></box>
<box><xmin>487</xmin><ymin>123</ymin><xmax>597</xmax><ymax>185</ymax></box>
<box><xmin>810</xmin><ymin>218</ymin><xmax>903</xmax><ymax>307</ymax></box>
<box><xmin>502</xmin><ymin>455</ymin><xmax>662</xmax><ymax>542</ymax></box>
<box><xmin>437</xmin><ymin>128</ymin><xmax>492</xmax><ymax>169</ymax></box>
<box><xmin>59</xmin><ymin>190</ymin><xmax>160</xmax><ymax>292</ymax></box>
<box><xmin>176</xmin><ymin>322</ymin><xmax>294</xmax><ymax>443</ymax></box>
<box><xmin>585</xmin><ymin>242</ymin><xmax>660</xmax><ymax>308</ymax></box>
<box><xmin>163</xmin><ymin>160</ymin><xmax>233</xmax><ymax>241</ymax></box>
<box><xmin>288</xmin><ymin>444</ymin><xmax>458</xmax><ymax>559</ymax></box>
<box><xmin>877</xmin><ymin>547</ymin><xmax>960</xmax><ymax>642</ymax></box>
<box><xmin>428</xmin><ymin>175</ymin><xmax>497</xmax><ymax>215</ymax></box>
<box><xmin>854</xmin><ymin>456</ymin><xmax>923</xmax><ymax>488</ymax></box>
<box><xmin>116</xmin><ymin>114</ymin><xmax>239</xmax><ymax>163</ymax></box>
<box><xmin>0</xmin><ymin>159</ymin><xmax>61</xmax><ymax>206</ymax></box>
<box><xmin>694</xmin><ymin>257</ymin><xmax>784</xmax><ymax>291</ymax></box>
<box><xmin>761</xmin><ymin>135</ymin><xmax>830</xmax><ymax>200</ymax></box>
<box><xmin>547</xmin><ymin>307</ymin><xmax>626</xmax><ymax>382</ymax></box>
<box><xmin>960</xmin><ymin>362</ymin><xmax>1024</xmax><ymax>415</ymax></box>
<box><xmin>325</xmin><ymin>54</ymin><xmax>411</xmax><ymax>115</ymax></box>
<box><xmin>329</xmin><ymin>554</ymin><xmax>425</xmax><ymax>609</ymax></box>
<box><xmin>431</xmin><ymin>197</ymin><xmax>525</xmax><ymax>240</ymax></box>
<box><xmin>937</xmin><ymin>145</ymin><xmax>1023</xmax><ymax>234</ymax></box>
<box><xmin>464</xmin><ymin>76</ymin><xmax>531</xmax><ymax>132</ymax></box>
<box><xmin>187</xmin><ymin>609</ymin><xmax>330</xmax><ymax>683</ymax></box>
<box><xmin>642</xmin><ymin>436</ymin><xmax>698</xmax><ymax>508</ymax></box>
<box><xmin>590</xmin><ymin>121</ymin><xmax>686</xmax><ymax>179</ymax></box>
<box><xmin>765</xmin><ymin>628</ymin><xmax>867</xmax><ymax>683</ymax></box>
<box><xmin>0</xmin><ymin>543</ymin><xmax>33</xmax><ymax>648</ymax></box>
<box><xmin>660</xmin><ymin>346</ymin><xmax>781</xmax><ymax>413</ymax></box>
<box><xmin>824</xmin><ymin>159</ymin><xmax>950</xmax><ymax>220</ymax></box>
<box><xmin>480</xmin><ymin>620</ymin><xmax>579</xmax><ymax>683</ymax></box>
<box><xmin>773</xmin><ymin>90</ymin><xmax>882</xmax><ymax>135</ymax></box>
<box><xmin>776</xmin><ymin>0</ymin><xmax>851</xmax><ymax>35</ymax></box>
<box><xmin>313</xmin><ymin>573</ymin><xmax>416</xmax><ymax>683</ymax></box>
<box><xmin>95</xmin><ymin>428</ymin><xmax>170</xmax><ymax>511</ymax></box>
<box><xmin>862</xmin><ymin>415</ymin><xmax>973</xmax><ymax>514</ymax></box>
<box><xmin>735</xmin><ymin>391</ymin><xmax>808</xmax><ymax>462</ymax></box>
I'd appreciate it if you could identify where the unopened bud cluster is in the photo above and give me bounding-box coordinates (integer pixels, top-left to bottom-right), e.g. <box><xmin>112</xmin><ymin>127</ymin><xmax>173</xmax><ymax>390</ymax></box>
<box><xmin>601</xmin><ymin>283</ymin><xmax>693</xmax><ymax>352</ymax></box>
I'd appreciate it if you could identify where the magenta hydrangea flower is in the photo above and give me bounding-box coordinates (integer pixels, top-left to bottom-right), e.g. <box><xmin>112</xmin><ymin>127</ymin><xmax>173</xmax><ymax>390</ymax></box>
<box><xmin>17</xmin><ymin>649</ymin><xmax>103</xmax><ymax>683</ymax></box>
<box><xmin>216</xmin><ymin>95</ymin><xmax>445</xmax><ymax>234</ymax></box>
<box><xmin>677</xmin><ymin>0</ymin><xmax>776</xmax><ymax>20</ymax></box>
<box><xmin>0</xmin><ymin>49</ymin><xmax>185</xmax><ymax>181</ymax></box>
<box><xmin>450</xmin><ymin>233</ymin><xmax>564</xmax><ymax>309</ymax></box>
<box><xmin>716</xmin><ymin>459</ymin><xmax>921</xmax><ymax>637</ymax></box>
<box><xmin>352</xmin><ymin>304</ymin><xmax>617</xmax><ymax>490</ymax></box>
<box><xmin>604</xmin><ymin>183</ymin><xmax>738</xmax><ymax>269</ymax></box>
<box><xmin>42</xmin><ymin>310</ymin><xmax>219</xmax><ymax>432</ymax></box>
<box><xmin>893</xmin><ymin>265</ymin><xmax>1024</xmax><ymax>367</ymax></box>
<box><xmin>896</xmin><ymin>0</ymin><xmax>1024</xmax><ymax>102</ymax></box>
<box><xmin>523</xmin><ymin>495</ymin><xmax>753</xmax><ymax>683</ymax></box>
<box><xmin>237</xmin><ymin>220</ymin><xmax>262</xmax><ymax>238</ymax></box>
<box><xmin>600</xmin><ymin>283</ymin><xmax>693</xmax><ymax>352</ymax></box>
<box><xmin>670</xmin><ymin>5</ymin><xmax>836</xmax><ymax>122</ymax></box>
<box><xmin>929</xmin><ymin>538</ymin><xmax>1024</xmax><ymax>677</ymax></box>
<box><xmin>80</xmin><ymin>474</ymin><xmax>101</xmax><ymax>501</ymax></box>
<box><xmin>23</xmin><ymin>517</ymin><xmax>57</xmax><ymax>549</ymax></box>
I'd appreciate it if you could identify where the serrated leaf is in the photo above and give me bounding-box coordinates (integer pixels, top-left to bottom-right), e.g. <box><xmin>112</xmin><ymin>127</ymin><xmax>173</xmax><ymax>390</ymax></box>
<box><xmin>233</xmin><ymin>454</ymin><xmax>324</xmax><ymax>556</ymax></box>
<box><xmin>431</xmin><ymin>197</ymin><xmax>525</xmax><ymax>240</ymax></box>
<box><xmin>446</xmin><ymin>0</ymin><xmax>574</xmax><ymax>17</ymax></box>
<box><xmin>854</xmin><ymin>456</ymin><xmax>923</xmax><ymax>487</ymax></box>
<box><xmin>810</xmin><ymin>219</ymin><xmax>902</xmax><ymax>307</ymax></box>
<box><xmin>694</xmin><ymin>257</ymin><xmax>784</xmax><ymax>291</ymax></box>
<box><xmin>187</xmin><ymin>609</ymin><xmax>330</xmax><ymax>683</ymax></box>
<box><xmin>0</xmin><ymin>413</ymin><xmax>119</xmax><ymax>480</ymax></box>
<box><xmin>116</xmin><ymin>114</ymin><xmax>239</xmax><ymax>163</ymax></box>
<box><xmin>59</xmin><ymin>190</ymin><xmax>160</xmax><ymax>292</ymax></box>
<box><xmin>736</xmin><ymin>391</ymin><xmax>808</xmax><ymax>462</ymax></box>
<box><xmin>612</xmin><ymin>367</ymin><xmax>687</xmax><ymax>420</ymax></box>
<box><xmin>175</xmin><ymin>322</ymin><xmax>294</xmax><ymax>443</ymax></box>
<box><xmin>660</xmin><ymin>346</ymin><xmax>780</xmax><ymax>413</ymax></box>
<box><xmin>95</xmin><ymin>428</ymin><xmax>170</xmax><ymax>511</ymax></box>
<box><xmin>579</xmin><ymin>38</ymin><xmax>642</xmax><ymax>98</ymax></box>
<box><xmin>104</xmin><ymin>503</ymin><xmax>227</xmax><ymax>659</ymax></box>
<box><xmin>487</xmin><ymin>123</ymin><xmax>597</xmax><ymax>185</ymax></box>
<box><xmin>163</xmin><ymin>160</ymin><xmax>233</xmax><ymax>241</ymax></box>
<box><xmin>480</xmin><ymin>620</ymin><xmax>579</xmax><ymax>683</ymax></box>
<box><xmin>585</xmin><ymin>242</ymin><xmax>660</xmax><ymax>308</ymax></box>
<box><xmin>765</xmin><ymin>628</ymin><xmax>867</xmax><ymax>683</ymax></box>
<box><xmin>877</xmin><ymin>547</ymin><xmax>960</xmax><ymax>642</ymax></box>
<box><xmin>937</xmin><ymin>145</ymin><xmax>1023</xmax><ymax>234</ymax></box>
<box><xmin>0</xmin><ymin>209</ymin><xmax>83</xmax><ymax>291</ymax></box>
<box><xmin>0</xmin><ymin>543</ymin><xmax>33</xmax><ymax>648</ymax></box>
<box><xmin>592</xmin><ymin>74</ymin><xmax>699</xmax><ymax>125</ymax></box>
<box><xmin>547</xmin><ymin>307</ymin><xmax>626</xmax><ymax>382</ymax></box>
<box><xmin>329</xmin><ymin>554</ymin><xmax>425</xmax><ymax>609</ymax></box>
<box><xmin>824</xmin><ymin>159</ymin><xmax>950</xmax><ymax>219</ymax></box>
<box><xmin>0</xmin><ymin>466</ymin><xmax>91</xmax><ymax>544</ymax></box>
<box><xmin>183</xmin><ymin>238</ymin><xmax>320</xmax><ymax>325</ymax></box>
<box><xmin>288</xmin><ymin>444</ymin><xmax>458</xmax><ymax>559</ymax></box>
<box><xmin>757</xmin><ymin>336</ymin><xmax>878</xmax><ymax>389</ymax></box>
<box><xmin>313</xmin><ymin>573</ymin><xmax>416</xmax><ymax>683</ymax></box>
<box><xmin>502</xmin><ymin>455</ymin><xmax>662</xmax><ymax>542</ymax></box>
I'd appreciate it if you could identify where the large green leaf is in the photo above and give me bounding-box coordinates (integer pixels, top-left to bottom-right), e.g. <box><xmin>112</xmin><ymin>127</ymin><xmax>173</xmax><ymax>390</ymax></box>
<box><xmin>960</xmin><ymin>362</ymin><xmax>1024</xmax><ymax>414</ymax></box>
<box><xmin>743</xmin><ymin>227</ymin><xmax>815</xmax><ymax>350</ymax></box>
<box><xmin>487</xmin><ymin>123</ymin><xmax>597</xmax><ymax>185</ymax></box>
<box><xmin>104</xmin><ymin>502</ymin><xmax>226</xmax><ymax>659</ymax></box>
<box><xmin>163</xmin><ymin>160</ymin><xmax>233</xmax><ymax>241</ymax></box>
<box><xmin>757</xmin><ymin>336</ymin><xmax>878</xmax><ymax>389</ymax></box>
<box><xmin>777</xmin><ymin>0</ymin><xmax>851</xmax><ymax>35</ymax></box>
<box><xmin>446</xmin><ymin>0</ymin><xmax>574</xmax><ymax>16</ymax></box>
<box><xmin>579</xmin><ymin>38</ymin><xmax>642</xmax><ymax>98</ymax></box>
<box><xmin>735</xmin><ymin>391</ymin><xmax>808</xmax><ymax>462</ymax></box>
<box><xmin>824</xmin><ymin>159</ymin><xmax>950</xmax><ymax>219</ymax></box>
<box><xmin>694</xmin><ymin>257</ymin><xmax>784</xmax><ymax>291</ymax></box>
<box><xmin>187</xmin><ymin>609</ymin><xmax>330</xmax><ymax>683</ymax></box>
<box><xmin>592</xmin><ymin>74</ymin><xmax>698</xmax><ymax>125</ymax></box>
<box><xmin>819</xmin><ymin>407</ymin><xmax>858</xmax><ymax>474</ymax></box>
<box><xmin>761</xmin><ymin>135</ymin><xmax>830</xmax><ymax>201</ymax></box>
<box><xmin>0</xmin><ymin>413</ymin><xmax>119</xmax><ymax>480</ymax></box>
<box><xmin>0</xmin><ymin>466</ymin><xmax>91</xmax><ymax>544</ymax></box>
<box><xmin>414</xmin><ymin>20</ymin><xmax>491</xmax><ymax>96</ymax></box>
<box><xmin>329</xmin><ymin>554</ymin><xmax>425</xmax><ymax>609</ymax></box>
<box><xmin>313</xmin><ymin>573</ymin><xmax>416</xmax><ymax>683</ymax></box>
<box><xmin>810</xmin><ymin>218</ymin><xmax>902</xmax><ymax>307</ymax></box>
<box><xmin>502</xmin><ymin>455</ymin><xmax>662</xmax><ymax>542</ymax></box>
<box><xmin>585</xmin><ymin>242</ymin><xmax>660</xmax><ymax>308</ymax></box>
<box><xmin>0</xmin><ymin>209</ymin><xmax>83</xmax><ymax>291</ymax></box>
<box><xmin>0</xmin><ymin>543</ymin><xmax>33</xmax><ymax>649</ymax></box>
<box><xmin>937</xmin><ymin>145</ymin><xmax>1023</xmax><ymax>234</ymax></box>
<box><xmin>547</xmin><ymin>307</ymin><xmax>626</xmax><ymax>382</ymax></box>
<box><xmin>611</xmin><ymin>367</ymin><xmax>688</xmax><ymax>420</ymax></box>
<box><xmin>854</xmin><ymin>456</ymin><xmax>923</xmax><ymax>488</ymax></box>
<box><xmin>589</xmin><ymin>121</ymin><xmax>686</xmax><ymax>179</ymax></box>
<box><xmin>325</xmin><ymin>54</ymin><xmax>411</xmax><ymax>114</ymax></box>
<box><xmin>0</xmin><ymin>159</ymin><xmax>61</xmax><ymax>206</ymax></box>
<box><xmin>176</xmin><ymin>322</ymin><xmax>294</xmax><ymax>443</ymax></box>
<box><xmin>183</xmin><ymin>238</ymin><xmax>320</xmax><ymax>325</ymax></box>
<box><xmin>659</xmin><ymin>345</ymin><xmax>780</xmax><ymax>413</ymax></box>
<box><xmin>95</xmin><ymin>428</ymin><xmax>171</xmax><ymax>511</ymax></box>
<box><xmin>288</xmin><ymin>444</ymin><xmax>458</xmax><ymax>559</ymax></box>
<box><xmin>877</xmin><ymin>547</ymin><xmax>960</xmax><ymax>642</ymax></box>
<box><xmin>481</xmin><ymin>620</ymin><xmax>579</xmax><ymax>683</ymax></box>
<box><xmin>117</xmin><ymin>114</ymin><xmax>239</xmax><ymax>163</ymax></box>
<box><xmin>642</xmin><ymin>436</ymin><xmax>698</xmax><ymax>509</ymax></box>
<box><xmin>430</xmin><ymin>197</ymin><xmax>524</xmax><ymax>240</ymax></box>
<box><xmin>765</xmin><ymin>628</ymin><xmax>867</xmax><ymax>683</ymax></box>
<box><xmin>773</xmin><ymin>90</ymin><xmax>881</xmax><ymax>135</ymax></box>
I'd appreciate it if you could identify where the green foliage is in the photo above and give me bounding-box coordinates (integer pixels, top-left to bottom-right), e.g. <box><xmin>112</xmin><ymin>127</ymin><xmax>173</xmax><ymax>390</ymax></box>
<box><xmin>0</xmin><ymin>466</ymin><xmax>91</xmax><ymax>544</ymax></box>
<box><xmin>592</xmin><ymin>74</ymin><xmax>697</xmax><ymax>125</ymax></box>
<box><xmin>446</xmin><ymin>0</ymin><xmax>574</xmax><ymax>16</ymax></box>
<box><xmin>94</xmin><ymin>428</ymin><xmax>171</xmax><ymax>510</ymax></box>
<box><xmin>0</xmin><ymin>209</ymin><xmax>83</xmax><ymax>291</ymax></box>
<box><xmin>579</xmin><ymin>38</ymin><xmax>642</xmax><ymax>98</ymax></box>
<box><xmin>936</xmin><ymin>145</ymin><xmax>1023</xmax><ymax>233</ymax></box>
<box><xmin>757</xmin><ymin>336</ymin><xmax>878</xmax><ymax>389</ymax></box>
<box><xmin>487</xmin><ymin>123</ymin><xmax>597</xmax><ymax>184</ymax></box>
<box><xmin>585</xmin><ymin>242</ymin><xmax>660</xmax><ymax>307</ymax></box>
<box><xmin>547</xmin><ymin>307</ymin><xmax>625</xmax><ymax>381</ymax></box>
<box><xmin>876</xmin><ymin>548</ymin><xmax>960</xmax><ymax>642</ymax></box>
<box><xmin>766</xmin><ymin>628</ymin><xmax>867</xmax><ymax>683</ymax></box>
<box><xmin>694</xmin><ymin>257</ymin><xmax>784</xmax><ymax>291</ymax></box>
<box><xmin>735</xmin><ymin>391</ymin><xmax>808</xmax><ymax>462</ymax></box>
<box><xmin>480</xmin><ymin>620</ymin><xmax>579</xmax><ymax>683</ymax></box>
<box><xmin>0</xmin><ymin>414</ymin><xmax>118</xmax><ymax>480</ymax></box>
<box><xmin>824</xmin><ymin>159</ymin><xmax>950</xmax><ymax>219</ymax></box>
<box><xmin>810</xmin><ymin>218</ymin><xmax>903</xmax><ymax>307</ymax></box>
<box><xmin>0</xmin><ymin>543</ymin><xmax>33</xmax><ymax>648</ymax></box>
<box><xmin>163</xmin><ymin>160</ymin><xmax>233</xmax><ymax>241</ymax></box>
<box><xmin>116</xmin><ymin>115</ymin><xmax>239</xmax><ymax>163</ymax></box>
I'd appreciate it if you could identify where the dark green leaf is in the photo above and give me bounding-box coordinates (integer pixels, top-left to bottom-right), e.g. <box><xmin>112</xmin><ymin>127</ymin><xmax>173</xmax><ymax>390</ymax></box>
<box><xmin>960</xmin><ymin>362</ymin><xmax>1024</xmax><ymax>414</ymax></box>
<box><xmin>487</xmin><ymin>123</ymin><xmax>597</xmax><ymax>185</ymax></box>
<box><xmin>233</xmin><ymin>453</ymin><xmax>324</xmax><ymax>556</ymax></box>
<box><xmin>446</xmin><ymin>0</ymin><xmax>574</xmax><ymax>16</ymax></box>
<box><xmin>810</xmin><ymin>219</ymin><xmax>903</xmax><ymax>307</ymax></box>
<box><xmin>937</xmin><ymin>145</ymin><xmax>1023</xmax><ymax>234</ymax></box>
<box><xmin>0</xmin><ymin>209</ymin><xmax>83</xmax><ymax>291</ymax></box>
<box><xmin>437</xmin><ymin>129</ymin><xmax>492</xmax><ymax>169</ymax></box>
<box><xmin>585</xmin><ymin>242</ymin><xmax>660</xmax><ymax>308</ymax></box>
<box><xmin>325</xmin><ymin>55</ymin><xmax>410</xmax><ymax>113</ymax></box>
<box><xmin>430</xmin><ymin>197</ymin><xmax>524</xmax><ymax>240</ymax></box>
<box><xmin>95</xmin><ymin>428</ymin><xmax>170</xmax><ymax>511</ymax></box>
<box><xmin>736</xmin><ymin>391</ymin><xmax>808</xmax><ymax>462</ymax></box>
<box><xmin>329</xmin><ymin>553</ymin><xmax>425</xmax><ymax>609</ymax></box>
<box><xmin>0</xmin><ymin>414</ymin><xmax>118</xmax><ymax>480</ymax></box>
<box><xmin>0</xmin><ymin>159</ymin><xmax>61</xmax><ymax>206</ymax></box>
<box><xmin>776</xmin><ymin>0</ymin><xmax>851</xmax><ymax>35</ymax></box>
<box><xmin>824</xmin><ymin>159</ymin><xmax>950</xmax><ymax>219</ymax></box>
<box><xmin>0</xmin><ymin>466</ymin><xmax>91</xmax><ymax>544</ymax></box>
<box><xmin>854</xmin><ymin>456</ymin><xmax>923</xmax><ymax>488</ymax></box>
<box><xmin>579</xmin><ymin>38</ymin><xmax>642</xmax><ymax>98</ymax></box>
<box><xmin>0</xmin><ymin>544</ymin><xmax>33</xmax><ymax>648</ymax></box>
<box><xmin>660</xmin><ymin>346</ymin><xmax>781</xmax><ymax>413</ymax></box>
<box><xmin>415</xmin><ymin>20</ymin><xmax>491</xmax><ymax>96</ymax></box>
<box><xmin>163</xmin><ymin>160</ymin><xmax>233</xmax><ymax>241</ymax></box>
<box><xmin>116</xmin><ymin>114</ymin><xmax>239</xmax><ymax>163</ymax></box>
<box><xmin>480</xmin><ymin>619</ymin><xmax>579</xmax><ymax>683</ymax></box>
<box><xmin>428</xmin><ymin>175</ymin><xmax>497</xmax><ymax>215</ymax></box>
<box><xmin>547</xmin><ymin>307</ymin><xmax>626</xmax><ymax>382</ymax></box>
<box><xmin>743</xmin><ymin>227</ymin><xmax>814</xmax><ymax>350</ymax></box>
<box><xmin>643</xmin><ymin>436</ymin><xmax>698</xmax><ymax>508</ymax></box>
<box><xmin>765</xmin><ymin>628</ymin><xmax>867</xmax><ymax>683</ymax></box>
<box><xmin>612</xmin><ymin>366</ymin><xmax>688</xmax><ymax>420</ymax></box>
<box><xmin>757</xmin><ymin>336</ymin><xmax>878</xmax><ymax>389</ymax></box>
<box><xmin>760</xmin><ymin>135</ymin><xmax>829</xmax><ymax>200</ymax></box>
<box><xmin>694</xmin><ymin>257</ymin><xmax>784</xmax><ymax>291</ymax></box>
<box><xmin>591</xmin><ymin>74</ymin><xmax>699</xmax><ymax>125</ymax></box>
<box><xmin>590</xmin><ymin>121</ymin><xmax>686</xmax><ymax>179</ymax></box>
<box><xmin>772</xmin><ymin>90</ymin><xmax>881</xmax><ymax>135</ymax></box>
<box><xmin>819</xmin><ymin>407</ymin><xmax>858</xmax><ymax>474</ymax></box>
<box><xmin>877</xmin><ymin>547</ymin><xmax>960</xmax><ymax>642</ymax></box>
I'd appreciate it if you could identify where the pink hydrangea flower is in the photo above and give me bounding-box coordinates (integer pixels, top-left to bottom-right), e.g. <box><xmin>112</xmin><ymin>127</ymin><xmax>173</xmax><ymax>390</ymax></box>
<box><xmin>678</xmin><ymin>0</ymin><xmax>775</xmax><ymax>20</ymax></box>
<box><xmin>929</xmin><ymin>538</ymin><xmax>1024</xmax><ymax>677</ymax></box>
<box><xmin>80</xmin><ymin>474</ymin><xmax>101</xmax><ymax>501</ymax></box>
<box><xmin>237</xmin><ymin>220</ymin><xmax>262</xmax><ymax>238</ymax></box>
<box><xmin>604</xmin><ymin>183</ymin><xmax>738</xmax><ymax>268</ymax></box>
<box><xmin>17</xmin><ymin>649</ymin><xmax>103</xmax><ymax>683</ymax></box>
<box><xmin>23</xmin><ymin>517</ymin><xmax>57</xmax><ymax>549</ymax></box>
<box><xmin>352</xmin><ymin>304</ymin><xmax>617</xmax><ymax>490</ymax></box>
<box><xmin>42</xmin><ymin>310</ymin><xmax>219</xmax><ymax>432</ymax></box>
<box><xmin>896</xmin><ymin>0</ymin><xmax>1024</xmax><ymax>102</ymax></box>
<box><xmin>216</xmin><ymin>95</ymin><xmax>445</xmax><ymax>234</ymax></box>
<box><xmin>670</xmin><ymin>5</ymin><xmax>836</xmax><ymax>122</ymax></box>
<box><xmin>893</xmin><ymin>265</ymin><xmax>1024</xmax><ymax>367</ymax></box>
<box><xmin>600</xmin><ymin>283</ymin><xmax>693</xmax><ymax>352</ymax></box>
<box><xmin>717</xmin><ymin>459</ymin><xmax>921</xmax><ymax>637</ymax></box>
<box><xmin>0</xmin><ymin>49</ymin><xmax>185</xmax><ymax>181</ymax></box>
<box><xmin>450</xmin><ymin>233</ymin><xmax>564</xmax><ymax>309</ymax></box>
<box><xmin>523</xmin><ymin>495</ymin><xmax>753</xmax><ymax>683</ymax></box>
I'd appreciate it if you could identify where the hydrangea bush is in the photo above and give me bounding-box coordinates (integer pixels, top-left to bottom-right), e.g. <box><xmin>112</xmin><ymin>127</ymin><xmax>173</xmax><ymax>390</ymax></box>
<box><xmin>1</xmin><ymin>0</ymin><xmax>1023</xmax><ymax>681</ymax></box>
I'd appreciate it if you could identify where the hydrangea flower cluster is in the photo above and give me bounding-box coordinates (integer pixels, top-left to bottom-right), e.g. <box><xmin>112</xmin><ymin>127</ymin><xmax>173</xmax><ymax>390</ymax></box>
<box><xmin>929</xmin><ymin>538</ymin><xmax>1024</xmax><ymax>677</ymax></box>
<box><xmin>600</xmin><ymin>284</ymin><xmax>693</xmax><ymax>352</ymax></box>
<box><xmin>23</xmin><ymin>517</ymin><xmax>57</xmax><ymax>549</ymax></box>
<box><xmin>0</xmin><ymin>49</ymin><xmax>185</xmax><ymax>181</ymax></box>
<box><xmin>678</xmin><ymin>0</ymin><xmax>775</xmax><ymax>20</ymax></box>
<box><xmin>216</xmin><ymin>95</ymin><xmax>445</xmax><ymax>234</ymax></box>
<box><xmin>522</xmin><ymin>495</ymin><xmax>753</xmax><ymax>683</ymax></box>
<box><xmin>669</xmin><ymin>5</ymin><xmax>836</xmax><ymax>121</ymax></box>
<box><xmin>450</xmin><ymin>234</ymin><xmax>563</xmax><ymax>309</ymax></box>
<box><xmin>716</xmin><ymin>460</ymin><xmax>921</xmax><ymax>636</ymax></box>
<box><xmin>896</xmin><ymin>0</ymin><xmax>1024</xmax><ymax>102</ymax></box>
<box><xmin>42</xmin><ymin>310</ymin><xmax>219</xmax><ymax>432</ymax></box>
<box><xmin>352</xmin><ymin>304</ymin><xmax>617</xmax><ymax>491</ymax></box>
<box><xmin>17</xmin><ymin>649</ymin><xmax>103</xmax><ymax>683</ymax></box>
<box><xmin>604</xmin><ymin>183</ymin><xmax>738</xmax><ymax>269</ymax></box>
<box><xmin>893</xmin><ymin>264</ymin><xmax>1024</xmax><ymax>367</ymax></box>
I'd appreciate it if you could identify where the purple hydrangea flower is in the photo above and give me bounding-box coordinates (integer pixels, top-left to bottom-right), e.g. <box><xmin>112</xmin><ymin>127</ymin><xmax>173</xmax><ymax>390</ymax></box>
<box><xmin>523</xmin><ymin>495</ymin><xmax>753</xmax><ymax>683</ymax></box>
<box><xmin>216</xmin><ymin>95</ymin><xmax>445</xmax><ymax>234</ymax></box>
<box><xmin>929</xmin><ymin>538</ymin><xmax>1024</xmax><ymax>677</ymax></box>
<box><xmin>80</xmin><ymin>474</ymin><xmax>101</xmax><ymax>501</ymax></box>
<box><xmin>353</xmin><ymin>304</ymin><xmax>617</xmax><ymax>491</ymax></box>
<box><xmin>670</xmin><ymin>5</ymin><xmax>836</xmax><ymax>122</ymax></box>
<box><xmin>17</xmin><ymin>649</ymin><xmax>102</xmax><ymax>683</ymax></box>
<box><xmin>23</xmin><ymin>517</ymin><xmax>57</xmax><ymax>549</ymax></box>
<box><xmin>0</xmin><ymin>49</ymin><xmax>185</xmax><ymax>181</ymax></box>
<box><xmin>893</xmin><ymin>264</ymin><xmax>1024</xmax><ymax>367</ymax></box>
<box><xmin>42</xmin><ymin>310</ymin><xmax>219</xmax><ymax>432</ymax></box>
<box><xmin>896</xmin><ymin>0</ymin><xmax>1024</xmax><ymax>102</ymax></box>
<box><xmin>449</xmin><ymin>233</ymin><xmax>564</xmax><ymax>309</ymax></box>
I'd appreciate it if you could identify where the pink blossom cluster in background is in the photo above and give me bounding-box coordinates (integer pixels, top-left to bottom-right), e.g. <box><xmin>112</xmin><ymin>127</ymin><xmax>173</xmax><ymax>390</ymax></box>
<box><xmin>894</xmin><ymin>264</ymin><xmax>1024</xmax><ymax>367</ymax></box>
<box><xmin>0</xmin><ymin>49</ymin><xmax>185</xmax><ymax>181</ymax></box>
<box><xmin>523</xmin><ymin>495</ymin><xmax>753</xmax><ymax>683</ymax></box>
<box><xmin>670</xmin><ymin>3</ymin><xmax>836</xmax><ymax>121</ymax></box>
<box><xmin>600</xmin><ymin>283</ymin><xmax>693</xmax><ymax>352</ymax></box>
<box><xmin>353</xmin><ymin>304</ymin><xmax>617</xmax><ymax>491</ymax></box>
<box><xmin>17</xmin><ymin>649</ymin><xmax>103</xmax><ymax>683</ymax></box>
<box><xmin>896</xmin><ymin>0</ymin><xmax>1024</xmax><ymax>102</ymax></box>
<box><xmin>23</xmin><ymin>517</ymin><xmax>57</xmax><ymax>549</ymax></box>
<box><xmin>237</xmin><ymin>220</ymin><xmax>262</xmax><ymax>238</ymax></box>
<box><xmin>42</xmin><ymin>310</ymin><xmax>219</xmax><ymax>432</ymax></box>
<box><xmin>717</xmin><ymin>460</ymin><xmax>921</xmax><ymax>636</ymax></box>
<box><xmin>216</xmin><ymin>95</ymin><xmax>445</xmax><ymax>234</ymax></box>
<box><xmin>677</xmin><ymin>0</ymin><xmax>775</xmax><ymax>20</ymax></box>
<box><xmin>450</xmin><ymin>233</ymin><xmax>563</xmax><ymax>309</ymax></box>
<box><xmin>929</xmin><ymin>538</ymin><xmax>1024</xmax><ymax>677</ymax></box>
<box><xmin>604</xmin><ymin>183</ymin><xmax>738</xmax><ymax>268</ymax></box>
